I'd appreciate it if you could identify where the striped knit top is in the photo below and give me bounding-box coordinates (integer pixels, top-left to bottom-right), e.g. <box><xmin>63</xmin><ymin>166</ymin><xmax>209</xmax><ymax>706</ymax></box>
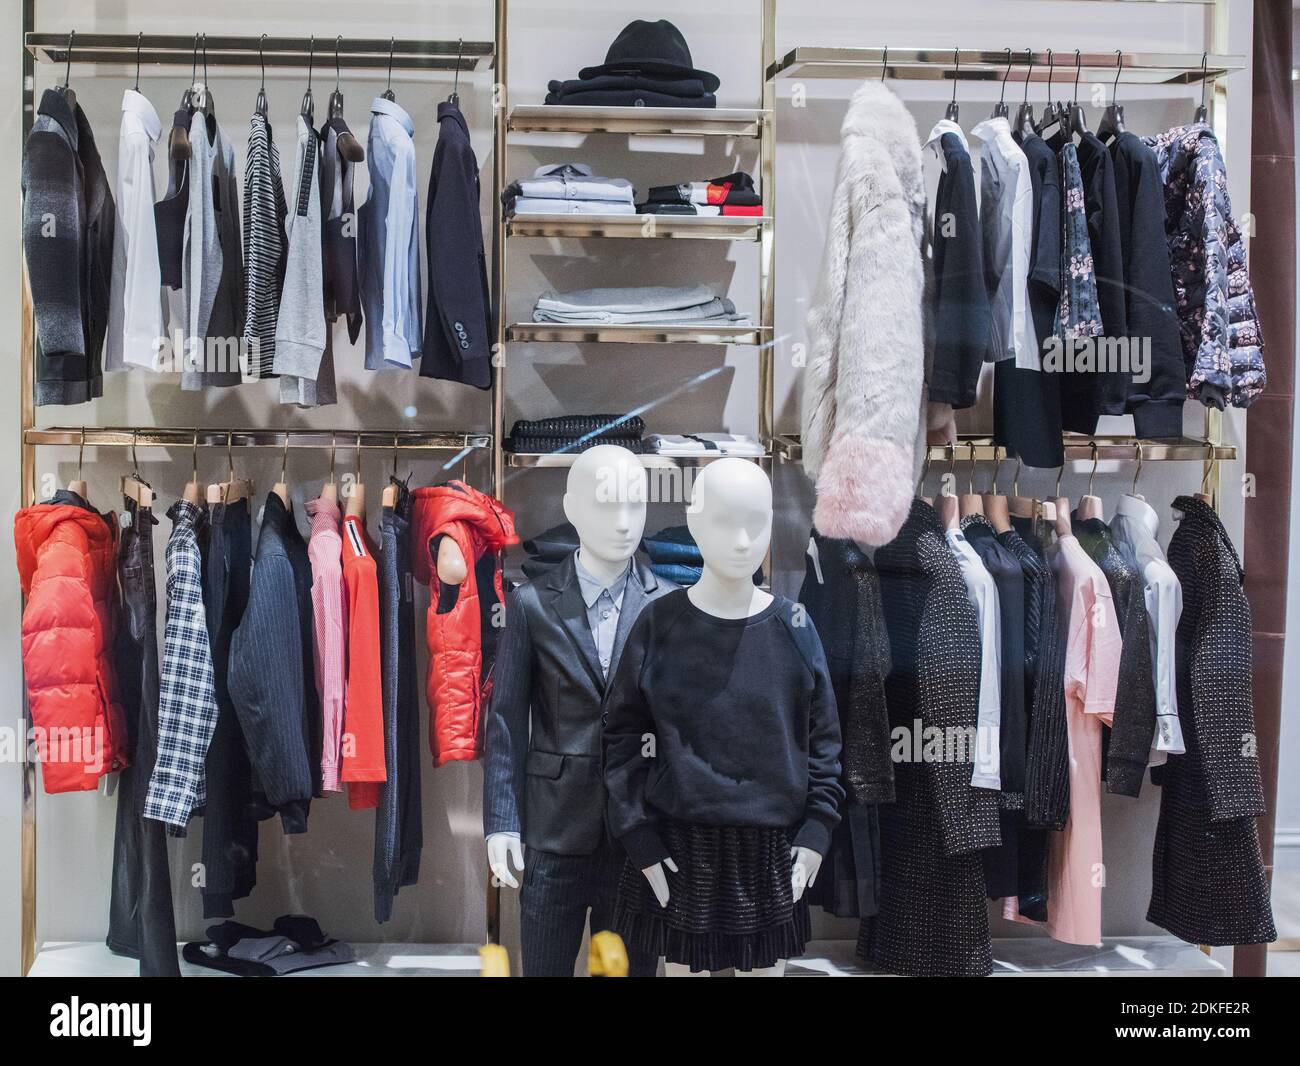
<box><xmin>242</xmin><ymin>111</ymin><xmax>287</xmax><ymax>378</ymax></box>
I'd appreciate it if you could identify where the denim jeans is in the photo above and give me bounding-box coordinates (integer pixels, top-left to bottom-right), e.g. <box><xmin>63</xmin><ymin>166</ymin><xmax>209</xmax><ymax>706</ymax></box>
<box><xmin>200</xmin><ymin>497</ymin><xmax>258</xmax><ymax>918</ymax></box>
<box><xmin>521</xmin><ymin>840</ymin><xmax>658</xmax><ymax>977</ymax></box>
<box><xmin>106</xmin><ymin>497</ymin><xmax>181</xmax><ymax>976</ymax></box>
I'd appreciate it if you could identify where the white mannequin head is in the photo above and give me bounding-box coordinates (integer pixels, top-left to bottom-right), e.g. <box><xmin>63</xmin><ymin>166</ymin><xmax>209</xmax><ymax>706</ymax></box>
<box><xmin>562</xmin><ymin>445</ymin><xmax>648</xmax><ymax>570</ymax></box>
<box><xmin>686</xmin><ymin>459</ymin><xmax>773</xmax><ymax>582</ymax></box>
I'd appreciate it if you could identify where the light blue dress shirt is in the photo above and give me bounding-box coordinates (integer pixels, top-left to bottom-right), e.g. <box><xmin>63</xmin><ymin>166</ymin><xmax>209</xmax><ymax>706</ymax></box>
<box><xmin>573</xmin><ymin>552</ymin><xmax>630</xmax><ymax>679</ymax></box>
<box><xmin>360</xmin><ymin>97</ymin><xmax>422</xmax><ymax>370</ymax></box>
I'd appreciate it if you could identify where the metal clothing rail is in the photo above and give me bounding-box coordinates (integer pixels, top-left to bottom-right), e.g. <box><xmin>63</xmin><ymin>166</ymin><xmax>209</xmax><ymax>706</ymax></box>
<box><xmin>768</xmin><ymin>46</ymin><xmax>1243</xmax><ymax>84</ymax></box>
<box><xmin>24</xmin><ymin>33</ymin><xmax>495</xmax><ymax>72</ymax></box>
<box><xmin>24</xmin><ymin>427</ymin><xmax>493</xmax><ymax>451</ymax></box>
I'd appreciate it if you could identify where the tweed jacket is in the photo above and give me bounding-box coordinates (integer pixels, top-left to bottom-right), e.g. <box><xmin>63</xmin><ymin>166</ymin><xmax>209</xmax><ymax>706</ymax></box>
<box><xmin>1145</xmin><ymin>123</ymin><xmax>1265</xmax><ymax>409</ymax></box>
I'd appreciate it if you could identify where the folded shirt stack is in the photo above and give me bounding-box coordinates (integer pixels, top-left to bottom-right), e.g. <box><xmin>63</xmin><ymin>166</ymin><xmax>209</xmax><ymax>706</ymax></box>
<box><xmin>503</xmin><ymin>163</ymin><xmax>636</xmax><ymax>217</ymax></box>
<box><xmin>647</xmin><ymin>432</ymin><xmax>766</xmax><ymax>457</ymax></box>
<box><xmin>182</xmin><ymin>915</ymin><xmax>356</xmax><ymax>977</ymax></box>
<box><xmin>532</xmin><ymin>285</ymin><xmax>750</xmax><ymax>327</ymax></box>
<box><xmin>544</xmin><ymin>21</ymin><xmax>720</xmax><ymax>109</ymax></box>
<box><xmin>641</xmin><ymin>524</ymin><xmax>764</xmax><ymax>587</ymax></box>
<box><xmin>506</xmin><ymin>413</ymin><xmax>647</xmax><ymax>455</ymax></box>
<box><xmin>636</xmin><ymin>171</ymin><xmax>764</xmax><ymax>217</ymax></box>
<box><xmin>520</xmin><ymin>521</ymin><xmax>581</xmax><ymax>580</ymax></box>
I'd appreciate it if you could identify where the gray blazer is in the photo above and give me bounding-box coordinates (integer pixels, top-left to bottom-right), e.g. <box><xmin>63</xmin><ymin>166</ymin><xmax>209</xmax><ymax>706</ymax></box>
<box><xmin>482</xmin><ymin>553</ymin><xmax>672</xmax><ymax>855</ymax></box>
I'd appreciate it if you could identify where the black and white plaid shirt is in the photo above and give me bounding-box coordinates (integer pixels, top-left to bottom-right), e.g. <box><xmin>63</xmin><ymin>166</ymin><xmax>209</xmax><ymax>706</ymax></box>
<box><xmin>144</xmin><ymin>499</ymin><xmax>218</xmax><ymax>833</ymax></box>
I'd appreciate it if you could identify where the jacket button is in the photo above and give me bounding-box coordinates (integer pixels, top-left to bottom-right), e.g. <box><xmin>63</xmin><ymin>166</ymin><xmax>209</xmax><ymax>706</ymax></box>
<box><xmin>453</xmin><ymin>322</ymin><xmax>464</xmax><ymax>332</ymax></box>
<box><xmin>460</xmin><ymin>339</ymin><xmax>470</xmax><ymax>349</ymax></box>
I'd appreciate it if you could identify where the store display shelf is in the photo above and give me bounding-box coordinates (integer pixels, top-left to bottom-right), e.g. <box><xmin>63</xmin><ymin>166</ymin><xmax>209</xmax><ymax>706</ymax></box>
<box><xmin>767</xmin><ymin>46</ymin><xmax>1242</xmax><ymax>84</ymax></box>
<box><xmin>506</xmin><ymin>213</ymin><xmax>770</xmax><ymax>241</ymax></box>
<box><xmin>507</xmin><ymin>104</ymin><xmax>768</xmax><ymax>138</ymax></box>
<box><xmin>25</xmin><ymin>33</ymin><xmax>494</xmax><ymax>72</ymax></box>
<box><xmin>506</xmin><ymin>451</ymin><xmax>772</xmax><ymax>469</ymax></box>
<box><xmin>506</xmin><ymin>323</ymin><xmax>768</xmax><ymax>346</ymax></box>
<box><xmin>25</xmin><ymin>427</ymin><xmax>493</xmax><ymax>452</ymax></box>
<box><xmin>771</xmin><ymin>434</ymin><xmax>1236</xmax><ymax>463</ymax></box>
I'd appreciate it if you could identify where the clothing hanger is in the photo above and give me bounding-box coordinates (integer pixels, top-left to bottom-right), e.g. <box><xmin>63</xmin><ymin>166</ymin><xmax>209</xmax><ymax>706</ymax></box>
<box><xmin>67</xmin><ymin>428</ymin><xmax>88</xmax><ymax>502</ymax></box>
<box><xmin>255</xmin><ymin>34</ymin><xmax>269</xmax><ymax>116</ymax></box>
<box><xmin>183</xmin><ymin>431</ymin><xmax>203</xmax><ymax>503</ymax></box>
<box><xmin>1068</xmin><ymin>49</ymin><xmax>1090</xmax><ymax>138</ymax></box>
<box><xmin>327</xmin><ymin>37</ymin><xmax>366</xmax><ymax>162</ymax></box>
<box><xmin>133</xmin><ymin>32</ymin><xmax>143</xmax><ymax>93</ymax></box>
<box><xmin>1195</xmin><ymin>447</ymin><xmax>1216</xmax><ymax>505</ymax></box>
<box><xmin>345</xmin><ymin>434</ymin><xmax>366</xmax><ymax>518</ymax></box>
<box><xmin>1194</xmin><ymin>53</ymin><xmax>1209</xmax><ymax>124</ymax></box>
<box><xmin>1098</xmin><ymin>50</ymin><xmax>1126</xmax><ymax>143</ymax></box>
<box><xmin>992</xmin><ymin>48</ymin><xmax>1012</xmax><ymax>119</ymax></box>
<box><xmin>1007</xmin><ymin>454</ymin><xmax>1035</xmax><ymax>519</ymax></box>
<box><xmin>959</xmin><ymin>441</ymin><xmax>985</xmax><ymax>517</ymax></box>
<box><xmin>1050</xmin><ymin>464</ymin><xmax>1071</xmax><ymax>537</ymax></box>
<box><xmin>120</xmin><ymin>431</ymin><xmax>155</xmax><ymax>509</ymax></box>
<box><xmin>1014</xmin><ymin>49</ymin><xmax>1036</xmax><ymax>136</ymax></box>
<box><xmin>982</xmin><ymin>448</ymin><xmax>1012</xmax><ymax>532</ymax></box>
<box><xmin>321</xmin><ymin>432</ymin><xmax>339</xmax><ymax>502</ymax></box>
<box><xmin>382</xmin><ymin>435</ymin><xmax>400</xmax><ymax>508</ymax></box>
<box><xmin>194</xmin><ymin>33</ymin><xmax>213</xmax><ymax>117</ymax></box>
<box><xmin>1076</xmin><ymin>441</ymin><xmax>1105</xmax><ymax>520</ymax></box>
<box><xmin>1123</xmin><ymin>442</ymin><xmax>1145</xmax><ymax>503</ymax></box>
<box><xmin>1035</xmin><ymin>49</ymin><xmax>1062</xmax><ymax>139</ymax></box>
<box><xmin>944</xmin><ymin>48</ymin><xmax>960</xmax><ymax>122</ymax></box>
<box><xmin>448</xmin><ymin>38</ymin><xmax>464</xmax><ymax>107</ymax></box>
<box><xmin>935</xmin><ymin>444</ymin><xmax>961</xmax><ymax>530</ymax></box>
<box><xmin>300</xmin><ymin>35</ymin><xmax>316</xmax><ymax>124</ymax></box>
<box><xmin>273</xmin><ymin>434</ymin><xmax>291</xmax><ymax>505</ymax></box>
<box><xmin>55</xmin><ymin>31</ymin><xmax>77</xmax><ymax>111</ymax></box>
<box><xmin>169</xmin><ymin>35</ymin><xmax>196</xmax><ymax>161</ymax></box>
<box><xmin>208</xmin><ymin>432</ymin><xmax>252</xmax><ymax>504</ymax></box>
<box><xmin>381</xmin><ymin>37</ymin><xmax>397</xmax><ymax>101</ymax></box>
<box><xmin>917</xmin><ymin>450</ymin><xmax>934</xmax><ymax>506</ymax></box>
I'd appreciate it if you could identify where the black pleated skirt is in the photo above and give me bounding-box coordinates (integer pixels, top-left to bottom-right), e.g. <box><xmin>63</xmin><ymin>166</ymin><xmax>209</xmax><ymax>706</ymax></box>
<box><xmin>614</xmin><ymin>821</ymin><xmax>810</xmax><ymax>973</ymax></box>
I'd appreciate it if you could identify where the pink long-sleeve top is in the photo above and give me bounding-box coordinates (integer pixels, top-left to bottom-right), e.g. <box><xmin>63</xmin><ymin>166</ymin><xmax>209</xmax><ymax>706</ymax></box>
<box><xmin>306</xmin><ymin>495</ymin><xmax>348</xmax><ymax>792</ymax></box>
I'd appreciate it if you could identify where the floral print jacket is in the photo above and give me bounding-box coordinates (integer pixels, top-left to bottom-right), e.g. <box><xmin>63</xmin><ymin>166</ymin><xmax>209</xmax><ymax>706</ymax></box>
<box><xmin>1145</xmin><ymin>123</ymin><xmax>1265</xmax><ymax>408</ymax></box>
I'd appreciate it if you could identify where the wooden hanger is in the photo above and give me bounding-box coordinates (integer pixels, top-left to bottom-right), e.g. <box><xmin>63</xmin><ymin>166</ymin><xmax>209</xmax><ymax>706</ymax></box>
<box><xmin>67</xmin><ymin>428</ymin><xmax>89</xmax><ymax>502</ymax></box>
<box><xmin>321</xmin><ymin>433</ymin><xmax>339</xmax><ymax>502</ymax></box>
<box><xmin>1049</xmin><ymin>467</ymin><xmax>1069</xmax><ymax>536</ymax></box>
<box><xmin>1007</xmin><ymin>455</ymin><xmax>1035</xmax><ymax>519</ymax></box>
<box><xmin>208</xmin><ymin>431</ymin><xmax>252</xmax><ymax>504</ymax></box>
<box><xmin>120</xmin><ymin>432</ymin><xmax>154</xmax><ymax>508</ymax></box>
<box><xmin>935</xmin><ymin>445</ymin><xmax>961</xmax><ymax>530</ymax></box>
<box><xmin>1076</xmin><ymin>442</ymin><xmax>1105</xmax><ymax>521</ymax></box>
<box><xmin>345</xmin><ymin>433</ymin><xmax>366</xmax><ymax>518</ymax></box>
<box><xmin>917</xmin><ymin>451</ymin><xmax>934</xmax><ymax>507</ymax></box>
<box><xmin>1195</xmin><ymin>449</ymin><xmax>1216</xmax><ymax>506</ymax></box>
<box><xmin>183</xmin><ymin>431</ymin><xmax>203</xmax><ymax>503</ymax></box>
<box><xmin>959</xmin><ymin>441</ymin><xmax>985</xmax><ymax>517</ymax></box>
<box><xmin>982</xmin><ymin>448</ymin><xmax>1012</xmax><ymax>532</ymax></box>
<box><xmin>382</xmin><ymin>434</ymin><xmax>400</xmax><ymax>509</ymax></box>
<box><xmin>272</xmin><ymin>433</ymin><xmax>291</xmax><ymax>505</ymax></box>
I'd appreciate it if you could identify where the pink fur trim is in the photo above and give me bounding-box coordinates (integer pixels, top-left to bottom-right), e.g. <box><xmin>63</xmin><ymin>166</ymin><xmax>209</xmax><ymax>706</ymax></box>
<box><xmin>813</xmin><ymin>433</ymin><xmax>915</xmax><ymax>546</ymax></box>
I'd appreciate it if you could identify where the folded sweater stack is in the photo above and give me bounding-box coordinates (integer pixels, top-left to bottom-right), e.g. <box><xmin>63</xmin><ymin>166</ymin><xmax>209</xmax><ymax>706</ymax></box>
<box><xmin>532</xmin><ymin>285</ymin><xmax>750</xmax><ymax>327</ymax></box>
<box><xmin>636</xmin><ymin>171</ymin><xmax>764</xmax><ymax>217</ymax></box>
<box><xmin>506</xmin><ymin>413</ymin><xmax>647</xmax><ymax>455</ymax></box>
<box><xmin>520</xmin><ymin>521</ymin><xmax>581</xmax><ymax>579</ymax></box>
<box><xmin>641</xmin><ymin>525</ymin><xmax>764</xmax><ymax>587</ymax></box>
<box><xmin>546</xmin><ymin>74</ymin><xmax>717</xmax><ymax>109</ymax></box>
<box><xmin>503</xmin><ymin>163</ymin><xmax>636</xmax><ymax>217</ymax></box>
<box><xmin>647</xmin><ymin>432</ymin><xmax>765</xmax><ymax>457</ymax></box>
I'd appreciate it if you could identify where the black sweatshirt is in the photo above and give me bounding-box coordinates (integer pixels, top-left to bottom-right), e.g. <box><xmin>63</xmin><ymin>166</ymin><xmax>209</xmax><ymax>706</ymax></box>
<box><xmin>602</xmin><ymin>590</ymin><xmax>844</xmax><ymax>870</ymax></box>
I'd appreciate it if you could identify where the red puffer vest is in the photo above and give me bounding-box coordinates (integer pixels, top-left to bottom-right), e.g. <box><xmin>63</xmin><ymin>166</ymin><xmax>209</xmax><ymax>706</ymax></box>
<box><xmin>14</xmin><ymin>494</ymin><xmax>129</xmax><ymax>792</ymax></box>
<box><xmin>411</xmin><ymin>482</ymin><xmax>518</xmax><ymax>766</ymax></box>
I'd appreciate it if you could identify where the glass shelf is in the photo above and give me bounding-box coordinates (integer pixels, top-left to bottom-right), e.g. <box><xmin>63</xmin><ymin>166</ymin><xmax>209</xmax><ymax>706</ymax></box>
<box><xmin>505</xmin><ymin>323</ymin><xmax>768</xmax><ymax>346</ymax></box>
<box><xmin>507</xmin><ymin>104</ymin><xmax>767</xmax><ymax>138</ymax></box>
<box><xmin>506</xmin><ymin>213</ymin><xmax>770</xmax><ymax>241</ymax></box>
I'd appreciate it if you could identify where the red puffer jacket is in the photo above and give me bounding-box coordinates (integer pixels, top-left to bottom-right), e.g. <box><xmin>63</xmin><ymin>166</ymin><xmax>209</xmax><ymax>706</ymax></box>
<box><xmin>14</xmin><ymin>494</ymin><xmax>128</xmax><ymax>792</ymax></box>
<box><xmin>411</xmin><ymin>482</ymin><xmax>518</xmax><ymax>766</ymax></box>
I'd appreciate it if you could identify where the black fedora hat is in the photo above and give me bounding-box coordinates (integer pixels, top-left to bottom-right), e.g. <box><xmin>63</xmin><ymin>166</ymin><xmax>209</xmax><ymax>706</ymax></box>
<box><xmin>578</xmin><ymin>20</ymin><xmax>720</xmax><ymax>93</ymax></box>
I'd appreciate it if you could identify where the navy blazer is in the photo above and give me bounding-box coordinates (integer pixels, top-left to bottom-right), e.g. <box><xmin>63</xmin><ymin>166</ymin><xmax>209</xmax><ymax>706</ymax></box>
<box><xmin>420</xmin><ymin>101</ymin><xmax>492</xmax><ymax>389</ymax></box>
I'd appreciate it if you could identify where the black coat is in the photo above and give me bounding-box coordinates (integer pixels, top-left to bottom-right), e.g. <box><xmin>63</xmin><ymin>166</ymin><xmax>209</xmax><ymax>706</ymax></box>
<box><xmin>482</xmin><ymin>554</ymin><xmax>672</xmax><ymax>855</ymax></box>
<box><xmin>1146</xmin><ymin>496</ymin><xmax>1276</xmax><ymax>946</ymax></box>
<box><xmin>22</xmin><ymin>89</ymin><xmax>116</xmax><ymax>405</ymax></box>
<box><xmin>862</xmin><ymin>500</ymin><xmax>1000</xmax><ymax>977</ymax></box>
<box><xmin>420</xmin><ymin>101</ymin><xmax>492</xmax><ymax>389</ymax></box>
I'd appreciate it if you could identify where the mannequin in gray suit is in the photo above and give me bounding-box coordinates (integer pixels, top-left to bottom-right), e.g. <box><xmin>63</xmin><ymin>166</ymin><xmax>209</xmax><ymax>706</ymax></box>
<box><xmin>482</xmin><ymin>445</ymin><xmax>674</xmax><ymax>976</ymax></box>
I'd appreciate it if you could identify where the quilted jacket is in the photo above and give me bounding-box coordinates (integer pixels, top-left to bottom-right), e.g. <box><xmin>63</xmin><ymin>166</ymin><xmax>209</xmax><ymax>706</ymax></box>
<box><xmin>411</xmin><ymin>481</ymin><xmax>518</xmax><ymax>765</ymax></box>
<box><xmin>14</xmin><ymin>490</ymin><xmax>128</xmax><ymax>792</ymax></box>
<box><xmin>1145</xmin><ymin>123</ymin><xmax>1265</xmax><ymax>409</ymax></box>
